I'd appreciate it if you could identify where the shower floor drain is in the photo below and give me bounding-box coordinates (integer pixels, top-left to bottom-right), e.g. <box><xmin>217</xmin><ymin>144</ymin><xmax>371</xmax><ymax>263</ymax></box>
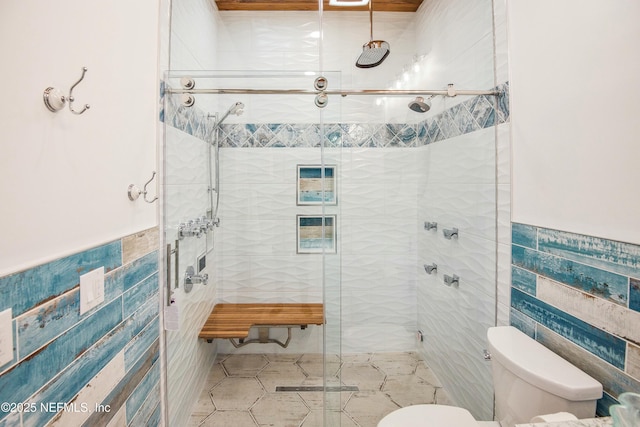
<box><xmin>275</xmin><ymin>386</ymin><xmax>359</xmax><ymax>392</ymax></box>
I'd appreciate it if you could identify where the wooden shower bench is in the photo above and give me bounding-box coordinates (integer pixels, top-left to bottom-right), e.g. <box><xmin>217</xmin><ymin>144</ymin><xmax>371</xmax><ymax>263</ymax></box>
<box><xmin>199</xmin><ymin>303</ymin><xmax>324</xmax><ymax>348</ymax></box>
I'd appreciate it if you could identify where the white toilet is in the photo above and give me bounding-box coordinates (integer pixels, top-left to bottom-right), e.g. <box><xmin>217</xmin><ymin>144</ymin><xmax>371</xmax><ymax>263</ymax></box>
<box><xmin>377</xmin><ymin>326</ymin><xmax>603</xmax><ymax>427</ymax></box>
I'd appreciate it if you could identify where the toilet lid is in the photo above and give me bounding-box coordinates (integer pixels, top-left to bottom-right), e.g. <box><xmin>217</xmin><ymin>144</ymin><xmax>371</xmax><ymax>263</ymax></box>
<box><xmin>377</xmin><ymin>405</ymin><xmax>477</xmax><ymax>427</ymax></box>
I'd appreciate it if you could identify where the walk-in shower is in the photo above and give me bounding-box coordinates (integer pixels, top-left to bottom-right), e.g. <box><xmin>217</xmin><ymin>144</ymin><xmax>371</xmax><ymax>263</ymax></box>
<box><xmin>163</xmin><ymin>0</ymin><xmax>501</xmax><ymax>425</ymax></box>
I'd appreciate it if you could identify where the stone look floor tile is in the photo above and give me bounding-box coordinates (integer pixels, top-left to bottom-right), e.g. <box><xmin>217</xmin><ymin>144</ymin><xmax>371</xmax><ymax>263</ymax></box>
<box><xmin>189</xmin><ymin>352</ymin><xmax>447</xmax><ymax>427</ymax></box>
<box><xmin>435</xmin><ymin>386</ymin><xmax>453</xmax><ymax>405</ymax></box>
<box><xmin>222</xmin><ymin>354</ymin><xmax>269</xmax><ymax>376</ymax></box>
<box><xmin>296</xmin><ymin>353</ymin><xmax>342</xmax><ymax>378</ymax></box>
<box><xmin>343</xmin><ymin>391</ymin><xmax>401</xmax><ymax>427</ymax></box>
<box><xmin>382</xmin><ymin>374</ymin><xmax>437</xmax><ymax>407</ymax></box>
<box><xmin>204</xmin><ymin>362</ymin><xmax>227</xmax><ymax>389</ymax></box>
<box><xmin>200</xmin><ymin>410</ymin><xmax>259</xmax><ymax>427</ymax></box>
<box><xmin>415</xmin><ymin>361</ymin><xmax>442</xmax><ymax>387</ymax></box>
<box><xmin>340</xmin><ymin>363</ymin><xmax>386</xmax><ymax>391</ymax></box>
<box><xmin>258</xmin><ymin>361</ymin><xmax>308</xmax><ymax>392</ymax></box>
<box><xmin>189</xmin><ymin>389</ymin><xmax>216</xmax><ymax>420</ymax></box>
<box><xmin>251</xmin><ymin>393</ymin><xmax>309</xmax><ymax>427</ymax></box>
<box><xmin>371</xmin><ymin>352</ymin><xmax>420</xmax><ymax>376</ymax></box>
<box><xmin>299</xmin><ymin>390</ymin><xmax>352</xmax><ymax>411</ymax></box>
<box><xmin>210</xmin><ymin>377</ymin><xmax>265</xmax><ymax>410</ymax></box>
<box><xmin>301</xmin><ymin>410</ymin><xmax>359</xmax><ymax>427</ymax></box>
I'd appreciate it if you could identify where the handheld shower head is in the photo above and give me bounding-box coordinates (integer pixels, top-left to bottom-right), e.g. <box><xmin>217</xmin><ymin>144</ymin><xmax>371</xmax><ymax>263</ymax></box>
<box><xmin>229</xmin><ymin>102</ymin><xmax>245</xmax><ymax>116</ymax></box>
<box><xmin>208</xmin><ymin>101</ymin><xmax>246</xmax><ymax>131</ymax></box>
<box><xmin>408</xmin><ymin>97</ymin><xmax>431</xmax><ymax>113</ymax></box>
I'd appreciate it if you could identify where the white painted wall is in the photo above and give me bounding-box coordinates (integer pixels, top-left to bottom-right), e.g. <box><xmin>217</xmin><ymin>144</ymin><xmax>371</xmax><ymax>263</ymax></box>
<box><xmin>508</xmin><ymin>0</ymin><xmax>640</xmax><ymax>245</ymax></box>
<box><xmin>0</xmin><ymin>0</ymin><xmax>159</xmax><ymax>275</ymax></box>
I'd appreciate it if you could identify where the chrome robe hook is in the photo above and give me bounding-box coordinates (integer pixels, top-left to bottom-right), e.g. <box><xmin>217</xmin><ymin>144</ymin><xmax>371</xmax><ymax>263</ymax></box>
<box><xmin>43</xmin><ymin>67</ymin><xmax>91</xmax><ymax>115</ymax></box>
<box><xmin>128</xmin><ymin>172</ymin><xmax>158</xmax><ymax>203</ymax></box>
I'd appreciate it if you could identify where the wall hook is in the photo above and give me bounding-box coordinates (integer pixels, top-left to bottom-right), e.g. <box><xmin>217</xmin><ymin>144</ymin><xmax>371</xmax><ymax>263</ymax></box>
<box><xmin>43</xmin><ymin>67</ymin><xmax>91</xmax><ymax>115</ymax></box>
<box><xmin>128</xmin><ymin>171</ymin><xmax>158</xmax><ymax>203</ymax></box>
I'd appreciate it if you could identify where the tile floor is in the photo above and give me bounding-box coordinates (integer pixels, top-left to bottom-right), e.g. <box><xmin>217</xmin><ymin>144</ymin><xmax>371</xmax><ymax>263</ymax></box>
<box><xmin>188</xmin><ymin>352</ymin><xmax>452</xmax><ymax>427</ymax></box>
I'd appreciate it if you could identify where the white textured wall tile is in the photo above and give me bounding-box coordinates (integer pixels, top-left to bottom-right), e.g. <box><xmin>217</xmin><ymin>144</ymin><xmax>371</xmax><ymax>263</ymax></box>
<box><xmin>215</xmin><ymin>219</ymin><xmax>296</xmax><ymax>256</ymax></box>
<box><xmin>496</xmin><ymin>123</ymin><xmax>511</xmax><ymax>185</ymax></box>
<box><xmin>417</xmin><ymin>276</ymin><xmax>494</xmax><ymax>420</ymax></box>
<box><xmin>342</xmin><ymin>325</ymin><xmax>416</xmax><ymax>353</ymax></box>
<box><xmin>170</xmin><ymin>0</ymin><xmax>219</xmax><ymax>69</ymax></box>
<box><xmin>420</xmin><ymin>182</ymin><xmax>496</xmax><ymax>240</ymax></box>
<box><xmin>496</xmin><ymin>241</ymin><xmax>512</xmax><ymax>326</ymax></box>
<box><xmin>167</xmin><ymin>269</ymin><xmax>218</xmax><ymax>426</ymax></box>
<box><xmin>218</xmin><ymin>183</ymin><xmax>295</xmax><ymax>219</ymax></box>
<box><xmin>423</xmin><ymin>129</ymin><xmax>496</xmax><ymax>184</ymax></box>
<box><xmin>497</xmin><ymin>183</ymin><xmax>511</xmax><ymax>245</ymax></box>
<box><xmin>165</xmin><ymin>130</ymin><xmax>209</xmax><ymax>186</ymax></box>
<box><xmin>493</xmin><ymin>0</ymin><xmax>509</xmax><ymax>85</ymax></box>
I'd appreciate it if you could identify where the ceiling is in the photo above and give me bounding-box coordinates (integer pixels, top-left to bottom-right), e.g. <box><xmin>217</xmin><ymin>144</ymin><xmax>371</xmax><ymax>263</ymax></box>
<box><xmin>215</xmin><ymin>0</ymin><xmax>424</xmax><ymax>12</ymax></box>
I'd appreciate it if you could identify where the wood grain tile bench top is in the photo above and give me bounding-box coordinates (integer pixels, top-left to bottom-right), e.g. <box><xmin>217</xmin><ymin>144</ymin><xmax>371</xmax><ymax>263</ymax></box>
<box><xmin>199</xmin><ymin>303</ymin><xmax>324</xmax><ymax>340</ymax></box>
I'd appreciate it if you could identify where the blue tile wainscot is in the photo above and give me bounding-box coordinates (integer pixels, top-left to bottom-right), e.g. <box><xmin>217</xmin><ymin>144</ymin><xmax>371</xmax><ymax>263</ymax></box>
<box><xmin>0</xmin><ymin>227</ymin><xmax>161</xmax><ymax>427</ymax></box>
<box><xmin>510</xmin><ymin>223</ymin><xmax>640</xmax><ymax>416</ymax></box>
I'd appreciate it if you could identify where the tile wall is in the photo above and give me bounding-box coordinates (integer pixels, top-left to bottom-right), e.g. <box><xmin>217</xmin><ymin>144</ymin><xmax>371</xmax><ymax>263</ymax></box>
<box><xmin>0</xmin><ymin>228</ymin><xmax>160</xmax><ymax>427</ymax></box>
<box><xmin>163</xmin><ymin>83</ymin><xmax>509</xmax><ymax>148</ymax></box>
<box><xmin>510</xmin><ymin>223</ymin><xmax>640</xmax><ymax>415</ymax></box>
<box><xmin>163</xmin><ymin>86</ymin><xmax>508</xmax><ymax>360</ymax></box>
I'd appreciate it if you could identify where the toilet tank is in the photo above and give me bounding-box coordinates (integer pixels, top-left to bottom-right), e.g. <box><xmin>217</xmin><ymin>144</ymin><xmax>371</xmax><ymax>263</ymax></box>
<box><xmin>487</xmin><ymin>326</ymin><xmax>602</xmax><ymax>427</ymax></box>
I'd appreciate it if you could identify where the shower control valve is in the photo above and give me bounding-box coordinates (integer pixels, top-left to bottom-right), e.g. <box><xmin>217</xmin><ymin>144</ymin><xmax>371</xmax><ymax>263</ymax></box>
<box><xmin>424</xmin><ymin>221</ymin><xmax>437</xmax><ymax>231</ymax></box>
<box><xmin>178</xmin><ymin>220</ymin><xmax>202</xmax><ymax>239</ymax></box>
<box><xmin>423</xmin><ymin>263</ymin><xmax>437</xmax><ymax>275</ymax></box>
<box><xmin>184</xmin><ymin>265</ymin><xmax>208</xmax><ymax>293</ymax></box>
<box><xmin>443</xmin><ymin>274</ymin><xmax>460</xmax><ymax>287</ymax></box>
<box><xmin>443</xmin><ymin>227</ymin><xmax>459</xmax><ymax>239</ymax></box>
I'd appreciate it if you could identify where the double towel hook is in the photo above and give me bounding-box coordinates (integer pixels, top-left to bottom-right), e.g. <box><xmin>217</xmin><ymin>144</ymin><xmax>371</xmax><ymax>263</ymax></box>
<box><xmin>43</xmin><ymin>67</ymin><xmax>90</xmax><ymax>115</ymax></box>
<box><xmin>128</xmin><ymin>172</ymin><xmax>158</xmax><ymax>204</ymax></box>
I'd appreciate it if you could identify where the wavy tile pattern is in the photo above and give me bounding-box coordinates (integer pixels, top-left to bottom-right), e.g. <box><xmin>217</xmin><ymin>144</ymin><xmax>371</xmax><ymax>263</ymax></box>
<box><xmin>415</xmin><ymin>126</ymin><xmax>497</xmax><ymax>420</ymax></box>
<box><xmin>511</xmin><ymin>223</ymin><xmax>640</xmax><ymax>415</ymax></box>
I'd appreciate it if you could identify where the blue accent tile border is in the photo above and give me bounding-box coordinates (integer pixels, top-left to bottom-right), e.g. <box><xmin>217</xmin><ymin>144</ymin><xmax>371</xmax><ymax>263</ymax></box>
<box><xmin>162</xmin><ymin>81</ymin><xmax>510</xmax><ymax>148</ymax></box>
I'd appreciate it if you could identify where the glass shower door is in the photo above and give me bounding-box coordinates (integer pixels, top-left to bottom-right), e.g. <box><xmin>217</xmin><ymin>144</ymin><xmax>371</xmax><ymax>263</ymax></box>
<box><xmin>162</xmin><ymin>70</ymin><xmax>343</xmax><ymax>427</ymax></box>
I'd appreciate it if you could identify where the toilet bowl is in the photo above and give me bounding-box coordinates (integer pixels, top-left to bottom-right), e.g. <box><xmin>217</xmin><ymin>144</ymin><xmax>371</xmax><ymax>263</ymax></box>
<box><xmin>377</xmin><ymin>326</ymin><xmax>602</xmax><ymax>427</ymax></box>
<box><xmin>377</xmin><ymin>404</ymin><xmax>500</xmax><ymax>427</ymax></box>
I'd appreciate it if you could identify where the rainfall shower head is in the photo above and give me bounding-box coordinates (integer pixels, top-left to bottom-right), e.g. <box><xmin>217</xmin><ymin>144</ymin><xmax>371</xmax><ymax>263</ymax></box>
<box><xmin>408</xmin><ymin>97</ymin><xmax>431</xmax><ymax>113</ymax></box>
<box><xmin>355</xmin><ymin>0</ymin><xmax>390</xmax><ymax>68</ymax></box>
